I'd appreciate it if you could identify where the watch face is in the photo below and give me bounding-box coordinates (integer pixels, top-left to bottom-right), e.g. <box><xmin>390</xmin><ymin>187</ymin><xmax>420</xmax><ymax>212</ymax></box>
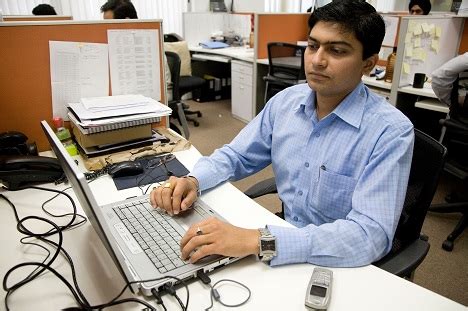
<box><xmin>261</xmin><ymin>239</ymin><xmax>276</xmax><ymax>251</ymax></box>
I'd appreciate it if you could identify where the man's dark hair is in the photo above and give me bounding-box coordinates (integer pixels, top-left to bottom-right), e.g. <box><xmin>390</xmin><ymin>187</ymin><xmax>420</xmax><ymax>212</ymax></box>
<box><xmin>409</xmin><ymin>0</ymin><xmax>432</xmax><ymax>15</ymax></box>
<box><xmin>32</xmin><ymin>4</ymin><xmax>57</xmax><ymax>15</ymax></box>
<box><xmin>308</xmin><ymin>0</ymin><xmax>385</xmax><ymax>60</ymax></box>
<box><xmin>101</xmin><ymin>0</ymin><xmax>138</xmax><ymax>19</ymax></box>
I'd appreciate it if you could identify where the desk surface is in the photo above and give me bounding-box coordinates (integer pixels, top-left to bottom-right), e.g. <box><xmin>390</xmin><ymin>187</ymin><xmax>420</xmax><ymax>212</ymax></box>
<box><xmin>1</xmin><ymin>147</ymin><xmax>466</xmax><ymax>310</ymax></box>
<box><xmin>190</xmin><ymin>46</ymin><xmax>255</xmax><ymax>63</ymax></box>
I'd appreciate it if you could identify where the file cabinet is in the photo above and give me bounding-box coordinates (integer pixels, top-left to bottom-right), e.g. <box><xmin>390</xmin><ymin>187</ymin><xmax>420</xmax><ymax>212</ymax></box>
<box><xmin>231</xmin><ymin>60</ymin><xmax>253</xmax><ymax>122</ymax></box>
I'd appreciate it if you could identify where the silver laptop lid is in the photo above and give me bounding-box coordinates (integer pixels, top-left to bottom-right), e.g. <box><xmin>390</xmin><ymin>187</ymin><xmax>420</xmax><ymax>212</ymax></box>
<box><xmin>40</xmin><ymin>120</ymin><xmax>134</xmax><ymax>288</ymax></box>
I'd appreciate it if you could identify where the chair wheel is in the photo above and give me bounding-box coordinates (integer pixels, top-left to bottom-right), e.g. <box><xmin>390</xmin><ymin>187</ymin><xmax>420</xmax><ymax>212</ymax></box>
<box><xmin>193</xmin><ymin>121</ymin><xmax>200</xmax><ymax>127</ymax></box>
<box><xmin>442</xmin><ymin>240</ymin><xmax>454</xmax><ymax>251</ymax></box>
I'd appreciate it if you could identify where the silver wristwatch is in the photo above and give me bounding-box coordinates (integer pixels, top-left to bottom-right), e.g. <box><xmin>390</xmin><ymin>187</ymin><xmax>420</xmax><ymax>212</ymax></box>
<box><xmin>258</xmin><ymin>227</ymin><xmax>277</xmax><ymax>262</ymax></box>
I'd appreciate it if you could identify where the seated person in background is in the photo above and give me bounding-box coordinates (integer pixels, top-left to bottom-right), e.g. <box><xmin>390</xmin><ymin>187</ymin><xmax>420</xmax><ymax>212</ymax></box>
<box><xmin>151</xmin><ymin>0</ymin><xmax>414</xmax><ymax>268</ymax></box>
<box><xmin>32</xmin><ymin>4</ymin><xmax>57</xmax><ymax>15</ymax></box>
<box><xmin>432</xmin><ymin>53</ymin><xmax>468</xmax><ymax>109</ymax></box>
<box><xmin>101</xmin><ymin>0</ymin><xmax>138</xmax><ymax>19</ymax></box>
<box><xmin>409</xmin><ymin>0</ymin><xmax>431</xmax><ymax>15</ymax></box>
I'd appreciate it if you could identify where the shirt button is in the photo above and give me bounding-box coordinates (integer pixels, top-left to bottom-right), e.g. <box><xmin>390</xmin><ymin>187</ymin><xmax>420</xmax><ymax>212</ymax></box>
<box><xmin>315</xmin><ymin>132</ymin><xmax>320</xmax><ymax>137</ymax></box>
<box><xmin>298</xmin><ymin>190</ymin><xmax>303</xmax><ymax>196</ymax></box>
<box><xmin>293</xmin><ymin>216</ymin><xmax>298</xmax><ymax>221</ymax></box>
<box><xmin>305</xmin><ymin>162</ymin><xmax>309</xmax><ymax>168</ymax></box>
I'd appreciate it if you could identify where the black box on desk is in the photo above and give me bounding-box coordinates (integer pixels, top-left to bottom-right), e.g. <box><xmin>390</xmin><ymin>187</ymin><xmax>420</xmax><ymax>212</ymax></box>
<box><xmin>193</xmin><ymin>74</ymin><xmax>222</xmax><ymax>102</ymax></box>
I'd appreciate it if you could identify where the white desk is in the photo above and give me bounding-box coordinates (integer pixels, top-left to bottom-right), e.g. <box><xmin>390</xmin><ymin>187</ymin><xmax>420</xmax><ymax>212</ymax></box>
<box><xmin>0</xmin><ymin>146</ymin><xmax>466</xmax><ymax>310</ymax></box>
<box><xmin>190</xmin><ymin>46</ymin><xmax>255</xmax><ymax>63</ymax></box>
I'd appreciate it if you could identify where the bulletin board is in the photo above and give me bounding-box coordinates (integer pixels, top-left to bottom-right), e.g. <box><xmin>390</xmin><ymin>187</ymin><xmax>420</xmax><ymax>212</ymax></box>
<box><xmin>0</xmin><ymin>20</ymin><xmax>167</xmax><ymax>152</ymax></box>
<box><xmin>397</xmin><ymin>16</ymin><xmax>464</xmax><ymax>87</ymax></box>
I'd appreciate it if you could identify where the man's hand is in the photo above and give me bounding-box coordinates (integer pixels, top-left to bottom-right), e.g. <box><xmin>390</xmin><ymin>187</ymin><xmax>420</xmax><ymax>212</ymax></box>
<box><xmin>180</xmin><ymin>217</ymin><xmax>260</xmax><ymax>263</ymax></box>
<box><xmin>149</xmin><ymin>176</ymin><xmax>199</xmax><ymax>215</ymax></box>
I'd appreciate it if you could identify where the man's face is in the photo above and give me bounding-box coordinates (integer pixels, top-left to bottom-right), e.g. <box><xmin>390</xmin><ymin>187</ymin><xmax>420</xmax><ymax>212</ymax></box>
<box><xmin>103</xmin><ymin>10</ymin><xmax>114</xmax><ymax>19</ymax></box>
<box><xmin>304</xmin><ymin>21</ymin><xmax>374</xmax><ymax>101</ymax></box>
<box><xmin>410</xmin><ymin>5</ymin><xmax>424</xmax><ymax>15</ymax></box>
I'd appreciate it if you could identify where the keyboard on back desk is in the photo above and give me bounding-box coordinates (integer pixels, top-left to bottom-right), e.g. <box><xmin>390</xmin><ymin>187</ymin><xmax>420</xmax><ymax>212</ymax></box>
<box><xmin>113</xmin><ymin>198</ymin><xmax>187</xmax><ymax>273</ymax></box>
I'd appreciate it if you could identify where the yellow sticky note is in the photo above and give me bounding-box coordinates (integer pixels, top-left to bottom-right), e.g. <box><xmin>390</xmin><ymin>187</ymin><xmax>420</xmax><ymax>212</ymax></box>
<box><xmin>408</xmin><ymin>21</ymin><xmax>416</xmax><ymax>33</ymax></box>
<box><xmin>405</xmin><ymin>46</ymin><xmax>413</xmax><ymax>57</ymax></box>
<box><xmin>405</xmin><ymin>33</ymin><xmax>412</xmax><ymax>44</ymax></box>
<box><xmin>413</xmin><ymin>48</ymin><xmax>424</xmax><ymax>60</ymax></box>
<box><xmin>421</xmin><ymin>23</ymin><xmax>431</xmax><ymax>33</ymax></box>
<box><xmin>413</xmin><ymin>24</ymin><xmax>422</xmax><ymax>36</ymax></box>
<box><xmin>435</xmin><ymin>26</ymin><xmax>442</xmax><ymax>38</ymax></box>
<box><xmin>431</xmin><ymin>39</ymin><xmax>440</xmax><ymax>53</ymax></box>
<box><xmin>414</xmin><ymin>37</ymin><xmax>421</xmax><ymax>48</ymax></box>
<box><xmin>403</xmin><ymin>63</ymin><xmax>410</xmax><ymax>74</ymax></box>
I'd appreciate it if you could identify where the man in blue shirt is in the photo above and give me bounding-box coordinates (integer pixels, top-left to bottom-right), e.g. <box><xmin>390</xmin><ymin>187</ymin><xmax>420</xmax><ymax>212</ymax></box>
<box><xmin>150</xmin><ymin>1</ymin><xmax>414</xmax><ymax>267</ymax></box>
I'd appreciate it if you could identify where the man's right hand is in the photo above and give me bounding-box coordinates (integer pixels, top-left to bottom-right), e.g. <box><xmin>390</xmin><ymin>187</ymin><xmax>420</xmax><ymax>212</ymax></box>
<box><xmin>149</xmin><ymin>175</ymin><xmax>199</xmax><ymax>215</ymax></box>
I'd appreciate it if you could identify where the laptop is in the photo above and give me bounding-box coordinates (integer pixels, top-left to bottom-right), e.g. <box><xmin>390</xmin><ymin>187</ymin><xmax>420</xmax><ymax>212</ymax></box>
<box><xmin>41</xmin><ymin>120</ymin><xmax>242</xmax><ymax>295</ymax></box>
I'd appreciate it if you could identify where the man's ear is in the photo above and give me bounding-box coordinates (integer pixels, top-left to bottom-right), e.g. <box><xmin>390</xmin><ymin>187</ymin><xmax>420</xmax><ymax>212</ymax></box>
<box><xmin>362</xmin><ymin>54</ymin><xmax>379</xmax><ymax>75</ymax></box>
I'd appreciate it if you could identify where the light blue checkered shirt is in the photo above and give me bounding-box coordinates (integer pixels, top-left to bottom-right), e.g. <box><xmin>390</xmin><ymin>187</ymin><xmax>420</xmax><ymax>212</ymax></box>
<box><xmin>192</xmin><ymin>82</ymin><xmax>414</xmax><ymax>267</ymax></box>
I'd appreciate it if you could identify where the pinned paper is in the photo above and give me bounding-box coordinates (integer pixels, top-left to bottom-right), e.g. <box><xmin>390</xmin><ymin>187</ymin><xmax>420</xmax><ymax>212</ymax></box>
<box><xmin>431</xmin><ymin>39</ymin><xmax>440</xmax><ymax>53</ymax></box>
<box><xmin>405</xmin><ymin>46</ymin><xmax>413</xmax><ymax>57</ymax></box>
<box><xmin>435</xmin><ymin>26</ymin><xmax>442</xmax><ymax>38</ymax></box>
<box><xmin>413</xmin><ymin>24</ymin><xmax>422</xmax><ymax>36</ymax></box>
<box><xmin>414</xmin><ymin>37</ymin><xmax>421</xmax><ymax>48</ymax></box>
<box><xmin>403</xmin><ymin>63</ymin><xmax>410</xmax><ymax>74</ymax></box>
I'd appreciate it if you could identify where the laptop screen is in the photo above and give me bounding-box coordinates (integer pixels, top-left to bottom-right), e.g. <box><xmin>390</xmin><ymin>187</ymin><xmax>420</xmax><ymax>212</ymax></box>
<box><xmin>40</xmin><ymin>120</ymin><xmax>132</xmax><ymax>287</ymax></box>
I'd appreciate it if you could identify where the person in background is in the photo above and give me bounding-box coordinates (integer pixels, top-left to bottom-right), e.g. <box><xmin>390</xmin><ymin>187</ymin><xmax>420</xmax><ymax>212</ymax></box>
<box><xmin>432</xmin><ymin>53</ymin><xmax>468</xmax><ymax>108</ymax></box>
<box><xmin>101</xmin><ymin>0</ymin><xmax>138</xmax><ymax>19</ymax></box>
<box><xmin>151</xmin><ymin>1</ymin><xmax>414</xmax><ymax>268</ymax></box>
<box><xmin>409</xmin><ymin>0</ymin><xmax>432</xmax><ymax>15</ymax></box>
<box><xmin>32</xmin><ymin>4</ymin><xmax>57</xmax><ymax>15</ymax></box>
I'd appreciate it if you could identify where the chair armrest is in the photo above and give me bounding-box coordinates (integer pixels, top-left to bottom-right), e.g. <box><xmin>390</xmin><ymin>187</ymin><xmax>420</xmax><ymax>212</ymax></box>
<box><xmin>373</xmin><ymin>238</ymin><xmax>430</xmax><ymax>278</ymax></box>
<box><xmin>244</xmin><ymin>177</ymin><xmax>277</xmax><ymax>199</ymax></box>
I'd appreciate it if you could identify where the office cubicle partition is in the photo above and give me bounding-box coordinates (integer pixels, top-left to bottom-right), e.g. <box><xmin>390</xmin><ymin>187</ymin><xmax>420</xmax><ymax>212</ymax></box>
<box><xmin>2</xmin><ymin>15</ymin><xmax>73</xmax><ymax>21</ymax></box>
<box><xmin>0</xmin><ymin>20</ymin><xmax>166</xmax><ymax>152</ymax></box>
<box><xmin>255</xmin><ymin>13</ymin><xmax>309</xmax><ymax>59</ymax></box>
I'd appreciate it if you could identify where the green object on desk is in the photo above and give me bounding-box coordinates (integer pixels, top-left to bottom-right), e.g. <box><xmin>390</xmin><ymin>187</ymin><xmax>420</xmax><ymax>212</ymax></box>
<box><xmin>65</xmin><ymin>143</ymin><xmax>78</xmax><ymax>156</ymax></box>
<box><xmin>56</xmin><ymin>128</ymin><xmax>71</xmax><ymax>141</ymax></box>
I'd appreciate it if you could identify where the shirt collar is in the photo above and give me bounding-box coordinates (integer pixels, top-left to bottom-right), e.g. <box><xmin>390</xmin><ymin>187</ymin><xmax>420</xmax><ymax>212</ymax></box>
<box><xmin>298</xmin><ymin>82</ymin><xmax>367</xmax><ymax>129</ymax></box>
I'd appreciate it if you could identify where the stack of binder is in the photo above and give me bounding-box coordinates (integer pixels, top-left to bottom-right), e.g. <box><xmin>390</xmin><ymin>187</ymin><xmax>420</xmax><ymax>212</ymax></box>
<box><xmin>67</xmin><ymin>95</ymin><xmax>172</xmax><ymax>157</ymax></box>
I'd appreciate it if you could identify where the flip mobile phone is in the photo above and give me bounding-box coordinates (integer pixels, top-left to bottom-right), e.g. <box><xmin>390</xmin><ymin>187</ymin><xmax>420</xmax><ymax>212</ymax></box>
<box><xmin>305</xmin><ymin>267</ymin><xmax>333</xmax><ymax>310</ymax></box>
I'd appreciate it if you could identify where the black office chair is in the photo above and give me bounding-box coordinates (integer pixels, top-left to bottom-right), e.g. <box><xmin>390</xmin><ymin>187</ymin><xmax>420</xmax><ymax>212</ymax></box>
<box><xmin>263</xmin><ymin>42</ymin><xmax>306</xmax><ymax>103</ymax></box>
<box><xmin>164</xmin><ymin>33</ymin><xmax>205</xmax><ymax>127</ymax></box>
<box><xmin>245</xmin><ymin>129</ymin><xmax>447</xmax><ymax>279</ymax></box>
<box><xmin>429</xmin><ymin>76</ymin><xmax>468</xmax><ymax>251</ymax></box>
<box><xmin>165</xmin><ymin>51</ymin><xmax>190</xmax><ymax>139</ymax></box>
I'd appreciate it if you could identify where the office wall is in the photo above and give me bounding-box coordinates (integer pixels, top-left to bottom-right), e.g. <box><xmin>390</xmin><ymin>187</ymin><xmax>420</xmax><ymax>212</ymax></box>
<box><xmin>191</xmin><ymin>0</ymin><xmax>265</xmax><ymax>12</ymax></box>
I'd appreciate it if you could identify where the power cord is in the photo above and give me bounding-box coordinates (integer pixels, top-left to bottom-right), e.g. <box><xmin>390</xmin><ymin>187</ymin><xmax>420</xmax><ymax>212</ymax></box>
<box><xmin>197</xmin><ymin>270</ymin><xmax>251</xmax><ymax>310</ymax></box>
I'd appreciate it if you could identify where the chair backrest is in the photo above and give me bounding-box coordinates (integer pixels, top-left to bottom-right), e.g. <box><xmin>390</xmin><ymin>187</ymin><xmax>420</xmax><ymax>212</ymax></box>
<box><xmin>449</xmin><ymin>74</ymin><xmax>468</xmax><ymax>121</ymax></box>
<box><xmin>390</xmin><ymin>129</ymin><xmax>446</xmax><ymax>253</ymax></box>
<box><xmin>164</xmin><ymin>33</ymin><xmax>183</xmax><ymax>43</ymax></box>
<box><xmin>267</xmin><ymin>42</ymin><xmax>306</xmax><ymax>81</ymax></box>
<box><xmin>165</xmin><ymin>51</ymin><xmax>181</xmax><ymax>101</ymax></box>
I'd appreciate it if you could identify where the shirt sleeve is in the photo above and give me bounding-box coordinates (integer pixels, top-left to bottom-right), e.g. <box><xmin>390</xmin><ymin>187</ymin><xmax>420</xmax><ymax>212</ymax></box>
<box><xmin>431</xmin><ymin>52</ymin><xmax>468</xmax><ymax>107</ymax></box>
<box><xmin>268</xmin><ymin>121</ymin><xmax>414</xmax><ymax>267</ymax></box>
<box><xmin>191</xmin><ymin>99</ymin><xmax>275</xmax><ymax>192</ymax></box>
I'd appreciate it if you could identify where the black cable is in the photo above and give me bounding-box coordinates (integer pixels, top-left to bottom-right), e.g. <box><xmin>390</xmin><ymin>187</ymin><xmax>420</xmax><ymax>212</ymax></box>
<box><xmin>1</xmin><ymin>187</ymin><xmax>191</xmax><ymax>310</ymax></box>
<box><xmin>164</xmin><ymin>283</ymin><xmax>186</xmax><ymax>311</ymax></box>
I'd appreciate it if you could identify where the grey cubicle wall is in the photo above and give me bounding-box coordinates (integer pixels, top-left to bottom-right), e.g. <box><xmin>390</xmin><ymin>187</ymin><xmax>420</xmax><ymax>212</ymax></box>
<box><xmin>397</xmin><ymin>16</ymin><xmax>464</xmax><ymax>87</ymax></box>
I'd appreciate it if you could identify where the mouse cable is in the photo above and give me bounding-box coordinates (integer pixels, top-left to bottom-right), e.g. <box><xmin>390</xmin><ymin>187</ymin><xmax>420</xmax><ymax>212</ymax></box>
<box><xmin>163</xmin><ymin>283</ymin><xmax>186</xmax><ymax>311</ymax></box>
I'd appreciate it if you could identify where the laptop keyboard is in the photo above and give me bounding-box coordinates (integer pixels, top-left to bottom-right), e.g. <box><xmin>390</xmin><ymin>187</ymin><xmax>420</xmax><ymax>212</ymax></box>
<box><xmin>113</xmin><ymin>198</ymin><xmax>188</xmax><ymax>273</ymax></box>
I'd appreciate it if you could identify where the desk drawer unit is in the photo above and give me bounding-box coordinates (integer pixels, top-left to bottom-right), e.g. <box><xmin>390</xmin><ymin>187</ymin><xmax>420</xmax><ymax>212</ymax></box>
<box><xmin>231</xmin><ymin>60</ymin><xmax>253</xmax><ymax>122</ymax></box>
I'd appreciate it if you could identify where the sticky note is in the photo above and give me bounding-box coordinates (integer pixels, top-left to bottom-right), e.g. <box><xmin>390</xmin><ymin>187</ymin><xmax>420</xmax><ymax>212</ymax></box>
<box><xmin>405</xmin><ymin>33</ymin><xmax>412</xmax><ymax>44</ymax></box>
<box><xmin>431</xmin><ymin>40</ymin><xmax>440</xmax><ymax>53</ymax></box>
<box><xmin>435</xmin><ymin>26</ymin><xmax>442</xmax><ymax>38</ymax></box>
<box><xmin>405</xmin><ymin>46</ymin><xmax>413</xmax><ymax>57</ymax></box>
<box><xmin>414</xmin><ymin>37</ymin><xmax>421</xmax><ymax>48</ymax></box>
<box><xmin>421</xmin><ymin>23</ymin><xmax>431</xmax><ymax>33</ymax></box>
<box><xmin>413</xmin><ymin>24</ymin><xmax>422</xmax><ymax>36</ymax></box>
<box><xmin>403</xmin><ymin>63</ymin><xmax>410</xmax><ymax>74</ymax></box>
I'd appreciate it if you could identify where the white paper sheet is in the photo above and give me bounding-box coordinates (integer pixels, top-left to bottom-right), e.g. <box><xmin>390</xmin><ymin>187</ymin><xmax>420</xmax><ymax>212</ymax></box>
<box><xmin>49</xmin><ymin>41</ymin><xmax>109</xmax><ymax>119</ymax></box>
<box><xmin>108</xmin><ymin>29</ymin><xmax>161</xmax><ymax>101</ymax></box>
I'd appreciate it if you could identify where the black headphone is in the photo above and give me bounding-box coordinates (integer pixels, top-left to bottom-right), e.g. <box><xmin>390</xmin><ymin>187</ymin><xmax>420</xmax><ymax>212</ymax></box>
<box><xmin>0</xmin><ymin>131</ymin><xmax>38</xmax><ymax>156</ymax></box>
